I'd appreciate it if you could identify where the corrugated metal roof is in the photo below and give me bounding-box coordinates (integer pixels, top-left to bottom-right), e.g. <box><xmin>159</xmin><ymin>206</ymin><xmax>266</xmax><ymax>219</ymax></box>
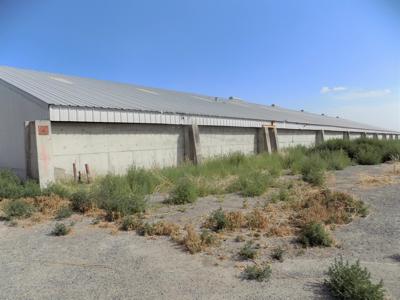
<box><xmin>0</xmin><ymin>66</ymin><xmax>392</xmax><ymax>132</ymax></box>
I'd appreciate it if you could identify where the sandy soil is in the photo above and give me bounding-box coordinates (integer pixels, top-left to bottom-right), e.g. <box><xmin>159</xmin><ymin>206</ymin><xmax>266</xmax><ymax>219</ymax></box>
<box><xmin>0</xmin><ymin>164</ymin><xmax>399</xmax><ymax>300</ymax></box>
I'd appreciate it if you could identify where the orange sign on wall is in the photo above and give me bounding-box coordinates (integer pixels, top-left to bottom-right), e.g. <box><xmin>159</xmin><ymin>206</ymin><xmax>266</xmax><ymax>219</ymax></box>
<box><xmin>38</xmin><ymin>125</ymin><xmax>49</xmax><ymax>135</ymax></box>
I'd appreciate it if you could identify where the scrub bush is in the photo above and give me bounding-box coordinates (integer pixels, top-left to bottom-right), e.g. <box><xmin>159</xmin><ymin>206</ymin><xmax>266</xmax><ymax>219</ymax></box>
<box><xmin>319</xmin><ymin>150</ymin><xmax>352</xmax><ymax>170</ymax></box>
<box><xmin>355</xmin><ymin>144</ymin><xmax>382</xmax><ymax>165</ymax></box>
<box><xmin>55</xmin><ymin>206</ymin><xmax>73</xmax><ymax>220</ymax></box>
<box><xmin>206</xmin><ymin>208</ymin><xmax>229</xmax><ymax>232</ymax></box>
<box><xmin>43</xmin><ymin>183</ymin><xmax>72</xmax><ymax>199</ymax></box>
<box><xmin>271</xmin><ymin>246</ymin><xmax>285</xmax><ymax>262</ymax></box>
<box><xmin>239</xmin><ymin>241</ymin><xmax>258</xmax><ymax>260</ymax></box>
<box><xmin>120</xmin><ymin>215</ymin><xmax>143</xmax><ymax>231</ymax></box>
<box><xmin>126</xmin><ymin>167</ymin><xmax>160</xmax><ymax>195</ymax></box>
<box><xmin>242</xmin><ymin>264</ymin><xmax>272</xmax><ymax>282</ymax></box>
<box><xmin>325</xmin><ymin>257</ymin><xmax>385</xmax><ymax>300</ymax></box>
<box><xmin>51</xmin><ymin>223</ymin><xmax>71</xmax><ymax>236</ymax></box>
<box><xmin>167</xmin><ymin>177</ymin><xmax>198</xmax><ymax>205</ymax></box>
<box><xmin>0</xmin><ymin>170</ymin><xmax>42</xmax><ymax>199</ymax></box>
<box><xmin>95</xmin><ymin>175</ymin><xmax>146</xmax><ymax>220</ymax></box>
<box><xmin>232</xmin><ymin>171</ymin><xmax>272</xmax><ymax>197</ymax></box>
<box><xmin>299</xmin><ymin>222</ymin><xmax>332</xmax><ymax>247</ymax></box>
<box><xmin>70</xmin><ymin>187</ymin><xmax>92</xmax><ymax>213</ymax></box>
<box><xmin>300</xmin><ymin>155</ymin><xmax>326</xmax><ymax>186</ymax></box>
<box><xmin>2</xmin><ymin>199</ymin><xmax>34</xmax><ymax>219</ymax></box>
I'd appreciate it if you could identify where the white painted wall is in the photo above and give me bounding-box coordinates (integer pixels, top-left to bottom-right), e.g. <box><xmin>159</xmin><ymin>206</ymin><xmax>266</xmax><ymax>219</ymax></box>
<box><xmin>277</xmin><ymin>129</ymin><xmax>316</xmax><ymax>149</ymax></box>
<box><xmin>199</xmin><ymin>126</ymin><xmax>257</xmax><ymax>158</ymax></box>
<box><xmin>325</xmin><ymin>131</ymin><xmax>343</xmax><ymax>141</ymax></box>
<box><xmin>0</xmin><ymin>82</ymin><xmax>49</xmax><ymax>178</ymax></box>
<box><xmin>51</xmin><ymin>122</ymin><xmax>185</xmax><ymax>179</ymax></box>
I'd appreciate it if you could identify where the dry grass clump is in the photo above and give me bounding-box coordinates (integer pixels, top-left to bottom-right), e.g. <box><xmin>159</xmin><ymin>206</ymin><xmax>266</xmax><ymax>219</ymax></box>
<box><xmin>25</xmin><ymin>195</ymin><xmax>70</xmax><ymax>217</ymax></box>
<box><xmin>182</xmin><ymin>224</ymin><xmax>203</xmax><ymax>254</ymax></box>
<box><xmin>358</xmin><ymin>174</ymin><xmax>397</xmax><ymax>187</ymax></box>
<box><xmin>226</xmin><ymin>211</ymin><xmax>246</xmax><ymax>230</ymax></box>
<box><xmin>246</xmin><ymin>208</ymin><xmax>269</xmax><ymax>230</ymax></box>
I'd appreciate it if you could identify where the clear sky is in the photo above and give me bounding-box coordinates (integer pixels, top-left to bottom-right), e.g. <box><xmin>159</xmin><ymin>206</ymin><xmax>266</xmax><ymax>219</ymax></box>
<box><xmin>1</xmin><ymin>0</ymin><xmax>399</xmax><ymax>130</ymax></box>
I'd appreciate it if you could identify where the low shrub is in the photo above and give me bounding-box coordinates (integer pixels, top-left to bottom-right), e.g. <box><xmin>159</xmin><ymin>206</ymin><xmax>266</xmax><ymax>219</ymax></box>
<box><xmin>70</xmin><ymin>188</ymin><xmax>92</xmax><ymax>213</ymax></box>
<box><xmin>325</xmin><ymin>257</ymin><xmax>385</xmax><ymax>300</ymax></box>
<box><xmin>355</xmin><ymin>144</ymin><xmax>382</xmax><ymax>165</ymax></box>
<box><xmin>0</xmin><ymin>170</ymin><xmax>42</xmax><ymax>199</ymax></box>
<box><xmin>239</xmin><ymin>241</ymin><xmax>258</xmax><ymax>260</ymax></box>
<box><xmin>200</xmin><ymin>229</ymin><xmax>219</xmax><ymax>247</ymax></box>
<box><xmin>205</xmin><ymin>208</ymin><xmax>229</xmax><ymax>232</ymax></box>
<box><xmin>299</xmin><ymin>222</ymin><xmax>332</xmax><ymax>247</ymax></box>
<box><xmin>242</xmin><ymin>264</ymin><xmax>272</xmax><ymax>282</ymax></box>
<box><xmin>282</xmin><ymin>146</ymin><xmax>308</xmax><ymax>174</ymax></box>
<box><xmin>167</xmin><ymin>177</ymin><xmax>198</xmax><ymax>205</ymax></box>
<box><xmin>95</xmin><ymin>175</ymin><xmax>146</xmax><ymax>221</ymax></box>
<box><xmin>319</xmin><ymin>150</ymin><xmax>352</xmax><ymax>170</ymax></box>
<box><xmin>232</xmin><ymin>171</ymin><xmax>272</xmax><ymax>197</ymax></box>
<box><xmin>51</xmin><ymin>223</ymin><xmax>71</xmax><ymax>236</ymax></box>
<box><xmin>43</xmin><ymin>183</ymin><xmax>72</xmax><ymax>199</ymax></box>
<box><xmin>271</xmin><ymin>246</ymin><xmax>285</xmax><ymax>262</ymax></box>
<box><xmin>300</xmin><ymin>155</ymin><xmax>326</xmax><ymax>186</ymax></box>
<box><xmin>120</xmin><ymin>215</ymin><xmax>143</xmax><ymax>231</ymax></box>
<box><xmin>271</xmin><ymin>187</ymin><xmax>290</xmax><ymax>203</ymax></box>
<box><xmin>55</xmin><ymin>206</ymin><xmax>73</xmax><ymax>220</ymax></box>
<box><xmin>2</xmin><ymin>199</ymin><xmax>34</xmax><ymax>220</ymax></box>
<box><xmin>136</xmin><ymin>222</ymin><xmax>156</xmax><ymax>236</ymax></box>
<box><xmin>126</xmin><ymin>167</ymin><xmax>160</xmax><ymax>195</ymax></box>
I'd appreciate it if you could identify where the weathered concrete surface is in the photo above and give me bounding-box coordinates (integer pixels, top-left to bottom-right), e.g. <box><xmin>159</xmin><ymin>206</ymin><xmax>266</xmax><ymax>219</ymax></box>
<box><xmin>199</xmin><ymin>126</ymin><xmax>257</xmax><ymax>158</ymax></box>
<box><xmin>0</xmin><ymin>82</ymin><xmax>49</xmax><ymax>178</ymax></box>
<box><xmin>277</xmin><ymin>129</ymin><xmax>316</xmax><ymax>149</ymax></box>
<box><xmin>325</xmin><ymin>131</ymin><xmax>343</xmax><ymax>141</ymax></box>
<box><xmin>51</xmin><ymin>122</ymin><xmax>185</xmax><ymax>178</ymax></box>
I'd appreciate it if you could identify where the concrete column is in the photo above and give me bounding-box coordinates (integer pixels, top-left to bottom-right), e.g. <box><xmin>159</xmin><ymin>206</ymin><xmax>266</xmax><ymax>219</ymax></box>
<box><xmin>382</xmin><ymin>134</ymin><xmax>387</xmax><ymax>140</ymax></box>
<box><xmin>343</xmin><ymin>131</ymin><xmax>350</xmax><ymax>140</ymax></box>
<box><xmin>361</xmin><ymin>132</ymin><xmax>367</xmax><ymax>138</ymax></box>
<box><xmin>389</xmin><ymin>135</ymin><xmax>393</xmax><ymax>140</ymax></box>
<box><xmin>268</xmin><ymin>126</ymin><xmax>279</xmax><ymax>152</ymax></box>
<box><xmin>316</xmin><ymin>130</ymin><xmax>325</xmax><ymax>145</ymax></box>
<box><xmin>184</xmin><ymin>124</ymin><xmax>202</xmax><ymax>164</ymax></box>
<box><xmin>372</xmin><ymin>133</ymin><xmax>378</xmax><ymax>140</ymax></box>
<box><xmin>396</xmin><ymin>135</ymin><xmax>399</xmax><ymax>140</ymax></box>
<box><xmin>25</xmin><ymin>120</ymin><xmax>54</xmax><ymax>188</ymax></box>
<box><xmin>257</xmin><ymin>126</ymin><xmax>272</xmax><ymax>154</ymax></box>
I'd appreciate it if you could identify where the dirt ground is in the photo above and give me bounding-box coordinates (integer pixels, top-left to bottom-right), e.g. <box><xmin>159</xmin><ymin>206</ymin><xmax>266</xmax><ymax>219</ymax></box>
<box><xmin>0</xmin><ymin>164</ymin><xmax>399</xmax><ymax>300</ymax></box>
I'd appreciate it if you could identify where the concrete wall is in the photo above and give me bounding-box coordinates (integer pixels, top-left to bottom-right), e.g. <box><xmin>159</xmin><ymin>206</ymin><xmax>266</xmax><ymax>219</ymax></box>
<box><xmin>0</xmin><ymin>82</ymin><xmax>49</xmax><ymax>178</ymax></box>
<box><xmin>51</xmin><ymin>122</ymin><xmax>185</xmax><ymax>179</ymax></box>
<box><xmin>199</xmin><ymin>126</ymin><xmax>258</xmax><ymax>158</ymax></box>
<box><xmin>349</xmin><ymin>132</ymin><xmax>362</xmax><ymax>140</ymax></box>
<box><xmin>277</xmin><ymin>129</ymin><xmax>316</xmax><ymax>149</ymax></box>
<box><xmin>324</xmin><ymin>131</ymin><xmax>343</xmax><ymax>141</ymax></box>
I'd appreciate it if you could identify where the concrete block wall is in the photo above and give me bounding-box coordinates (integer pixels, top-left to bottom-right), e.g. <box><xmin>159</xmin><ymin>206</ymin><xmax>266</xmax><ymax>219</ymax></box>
<box><xmin>324</xmin><ymin>131</ymin><xmax>344</xmax><ymax>141</ymax></box>
<box><xmin>349</xmin><ymin>132</ymin><xmax>362</xmax><ymax>140</ymax></box>
<box><xmin>277</xmin><ymin>129</ymin><xmax>317</xmax><ymax>149</ymax></box>
<box><xmin>51</xmin><ymin>122</ymin><xmax>185</xmax><ymax>179</ymax></box>
<box><xmin>199</xmin><ymin>126</ymin><xmax>258</xmax><ymax>159</ymax></box>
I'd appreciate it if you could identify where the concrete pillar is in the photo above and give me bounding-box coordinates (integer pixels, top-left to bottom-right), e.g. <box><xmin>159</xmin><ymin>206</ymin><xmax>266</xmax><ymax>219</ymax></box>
<box><xmin>316</xmin><ymin>130</ymin><xmax>325</xmax><ymax>145</ymax></box>
<box><xmin>184</xmin><ymin>124</ymin><xmax>202</xmax><ymax>164</ymax></box>
<box><xmin>25</xmin><ymin>120</ymin><xmax>54</xmax><ymax>188</ymax></box>
<box><xmin>257</xmin><ymin>126</ymin><xmax>272</xmax><ymax>154</ymax></box>
<box><xmin>268</xmin><ymin>126</ymin><xmax>279</xmax><ymax>152</ymax></box>
<box><xmin>389</xmin><ymin>134</ymin><xmax>393</xmax><ymax>140</ymax></box>
<box><xmin>343</xmin><ymin>131</ymin><xmax>350</xmax><ymax>140</ymax></box>
<box><xmin>396</xmin><ymin>135</ymin><xmax>399</xmax><ymax>140</ymax></box>
<box><xmin>361</xmin><ymin>132</ymin><xmax>367</xmax><ymax>138</ymax></box>
<box><xmin>372</xmin><ymin>133</ymin><xmax>378</xmax><ymax>140</ymax></box>
<box><xmin>382</xmin><ymin>134</ymin><xmax>387</xmax><ymax>140</ymax></box>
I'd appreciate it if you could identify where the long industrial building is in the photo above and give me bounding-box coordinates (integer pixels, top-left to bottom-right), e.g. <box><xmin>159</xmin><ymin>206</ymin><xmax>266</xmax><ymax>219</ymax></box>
<box><xmin>0</xmin><ymin>66</ymin><xmax>398</xmax><ymax>187</ymax></box>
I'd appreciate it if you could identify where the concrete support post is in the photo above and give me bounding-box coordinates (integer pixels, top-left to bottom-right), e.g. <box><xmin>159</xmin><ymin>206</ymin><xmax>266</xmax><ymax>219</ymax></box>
<box><xmin>268</xmin><ymin>126</ymin><xmax>279</xmax><ymax>152</ymax></box>
<box><xmin>316</xmin><ymin>130</ymin><xmax>325</xmax><ymax>145</ymax></box>
<box><xmin>382</xmin><ymin>134</ymin><xmax>387</xmax><ymax>140</ymax></box>
<box><xmin>389</xmin><ymin>135</ymin><xmax>393</xmax><ymax>140</ymax></box>
<box><xmin>257</xmin><ymin>126</ymin><xmax>272</xmax><ymax>154</ymax></box>
<box><xmin>372</xmin><ymin>133</ymin><xmax>378</xmax><ymax>140</ymax></box>
<box><xmin>343</xmin><ymin>131</ymin><xmax>350</xmax><ymax>140</ymax></box>
<box><xmin>25</xmin><ymin>120</ymin><xmax>54</xmax><ymax>188</ymax></box>
<box><xmin>396</xmin><ymin>135</ymin><xmax>399</xmax><ymax>140</ymax></box>
<box><xmin>361</xmin><ymin>132</ymin><xmax>367</xmax><ymax>138</ymax></box>
<box><xmin>184</xmin><ymin>124</ymin><xmax>202</xmax><ymax>164</ymax></box>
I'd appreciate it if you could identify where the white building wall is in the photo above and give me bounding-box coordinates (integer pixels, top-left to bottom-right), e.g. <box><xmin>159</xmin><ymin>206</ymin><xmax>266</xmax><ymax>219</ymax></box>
<box><xmin>199</xmin><ymin>126</ymin><xmax>257</xmax><ymax>158</ymax></box>
<box><xmin>277</xmin><ymin>129</ymin><xmax>316</xmax><ymax>149</ymax></box>
<box><xmin>325</xmin><ymin>131</ymin><xmax>343</xmax><ymax>141</ymax></box>
<box><xmin>0</xmin><ymin>82</ymin><xmax>49</xmax><ymax>178</ymax></box>
<box><xmin>51</xmin><ymin>122</ymin><xmax>185</xmax><ymax>179</ymax></box>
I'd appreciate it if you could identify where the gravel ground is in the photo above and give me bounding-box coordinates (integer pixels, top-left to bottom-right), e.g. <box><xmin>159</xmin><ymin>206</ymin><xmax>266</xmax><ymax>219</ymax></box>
<box><xmin>0</xmin><ymin>164</ymin><xmax>399</xmax><ymax>300</ymax></box>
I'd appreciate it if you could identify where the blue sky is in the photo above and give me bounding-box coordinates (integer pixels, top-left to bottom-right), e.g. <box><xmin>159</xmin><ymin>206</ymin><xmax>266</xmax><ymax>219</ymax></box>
<box><xmin>0</xmin><ymin>0</ymin><xmax>399</xmax><ymax>130</ymax></box>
